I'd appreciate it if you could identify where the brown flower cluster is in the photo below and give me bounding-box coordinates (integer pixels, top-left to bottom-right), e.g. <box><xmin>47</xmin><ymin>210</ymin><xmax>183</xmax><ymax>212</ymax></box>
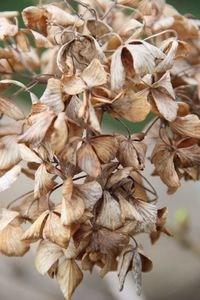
<box><xmin>0</xmin><ymin>0</ymin><xmax>199</xmax><ymax>299</ymax></box>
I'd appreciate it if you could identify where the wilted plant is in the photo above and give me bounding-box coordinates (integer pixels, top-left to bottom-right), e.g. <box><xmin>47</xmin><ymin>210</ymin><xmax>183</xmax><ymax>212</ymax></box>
<box><xmin>0</xmin><ymin>0</ymin><xmax>199</xmax><ymax>299</ymax></box>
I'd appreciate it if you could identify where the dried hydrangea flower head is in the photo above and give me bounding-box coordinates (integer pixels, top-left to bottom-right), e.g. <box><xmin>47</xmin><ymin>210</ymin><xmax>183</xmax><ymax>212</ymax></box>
<box><xmin>0</xmin><ymin>0</ymin><xmax>199</xmax><ymax>299</ymax></box>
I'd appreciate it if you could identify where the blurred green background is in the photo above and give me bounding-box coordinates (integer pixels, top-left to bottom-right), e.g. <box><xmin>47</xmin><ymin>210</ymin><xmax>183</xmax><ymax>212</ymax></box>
<box><xmin>0</xmin><ymin>0</ymin><xmax>199</xmax><ymax>19</ymax></box>
<box><xmin>0</xmin><ymin>0</ymin><xmax>199</xmax><ymax>134</ymax></box>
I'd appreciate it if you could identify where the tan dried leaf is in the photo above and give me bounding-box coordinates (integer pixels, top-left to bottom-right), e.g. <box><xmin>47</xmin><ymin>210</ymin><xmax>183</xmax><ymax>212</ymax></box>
<box><xmin>75</xmin><ymin>181</ymin><xmax>102</xmax><ymax>210</ymax></box>
<box><xmin>0</xmin><ymin>225</ymin><xmax>29</xmax><ymax>257</ymax></box>
<box><xmin>111</xmin><ymin>40</ymin><xmax>165</xmax><ymax>90</ymax></box>
<box><xmin>170</xmin><ymin>114</ymin><xmax>200</xmax><ymax>139</ymax></box>
<box><xmin>43</xmin><ymin>212</ymin><xmax>71</xmax><ymax>248</ymax></box>
<box><xmin>22</xmin><ymin>210</ymin><xmax>49</xmax><ymax>242</ymax></box>
<box><xmin>44</xmin><ymin>4</ymin><xmax>83</xmax><ymax>27</ymax></box>
<box><xmin>90</xmin><ymin>135</ymin><xmax>118</xmax><ymax>164</ymax></box>
<box><xmin>61</xmin><ymin>177</ymin><xmax>85</xmax><ymax>226</ymax></box>
<box><xmin>109</xmin><ymin>90</ymin><xmax>150</xmax><ymax>122</ymax></box>
<box><xmin>18</xmin><ymin>111</ymin><xmax>55</xmax><ymax>146</ymax></box>
<box><xmin>0</xmin><ymin>165</ymin><xmax>21</xmax><ymax>192</ymax></box>
<box><xmin>51</xmin><ymin>113</ymin><xmax>68</xmax><ymax>154</ymax></box>
<box><xmin>0</xmin><ymin>209</ymin><xmax>19</xmax><ymax>231</ymax></box>
<box><xmin>133</xmin><ymin>200</ymin><xmax>157</xmax><ymax>232</ymax></box>
<box><xmin>0</xmin><ymin>135</ymin><xmax>21</xmax><ymax>170</ymax></box>
<box><xmin>28</xmin><ymin>29</ymin><xmax>53</xmax><ymax>48</ymax></box>
<box><xmin>62</xmin><ymin>75</ymin><xmax>86</xmax><ymax>95</ymax></box>
<box><xmin>117</xmin><ymin>136</ymin><xmax>147</xmax><ymax>169</ymax></box>
<box><xmin>34</xmin><ymin>164</ymin><xmax>56</xmax><ymax>199</ymax></box>
<box><xmin>35</xmin><ymin>240</ymin><xmax>63</xmax><ymax>275</ymax></box>
<box><xmin>0</xmin><ymin>17</ymin><xmax>18</xmax><ymax>40</ymax></box>
<box><xmin>40</xmin><ymin>78</ymin><xmax>64</xmax><ymax>113</ymax></box>
<box><xmin>0</xmin><ymin>95</ymin><xmax>25</xmax><ymax>120</ymax></box>
<box><xmin>79</xmin><ymin>95</ymin><xmax>101</xmax><ymax>133</ymax></box>
<box><xmin>117</xmin><ymin>193</ymin><xmax>143</xmax><ymax>223</ymax></box>
<box><xmin>97</xmin><ymin>191</ymin><xmax>122</xmax><ymax>230</ymax></box>
<box><xmin>57</xmin><ymin>259</ymin><xmax>83</xmax><ymax>300</ymax></box>
<box><xmin>19</xmin><ymin>144</ymin><xmax>42</xmax><ymax>164</ymax></box>
<box><xmin>77</xmin><ymin>142</ymin><xmax>101</xmax><ymax>178</ymax></box>
<box><xmin>81</xmin><ymin>59</ymin><xmax>107</xmax><ymax>88</ymax></box>
<box><xmin>106</xmin><ymin>167</ymin><xmax>132</xmax><ymax>189</ymax></box>
<box><xmin>22</xmin><ymin>6</ymin><xmax>47</xmax><ymax>33</ymax></box>
<box><xmin>151</xmin><ymin>141</ymin><xmax>180</xmax><ymax>192</ymax></box>
<box><xmin>118</xmin><ymin>244</ymin><xmax>143</xmax><ymax>295</ymax></box>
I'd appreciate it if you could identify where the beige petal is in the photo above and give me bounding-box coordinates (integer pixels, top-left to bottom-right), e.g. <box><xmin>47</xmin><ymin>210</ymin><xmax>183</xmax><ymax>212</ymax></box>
<box><xmin>0</xmin><ymin>17</ymin><xmax>18</xmax><ymax>40</ymax></box>
<box><xmin>130</xmin><ymin>171</ymin><xmax>148</xmax><ymax>202</ymax></box>
<box><xmin>106</xmin><ymin>167</ymin><xmax>132</xmax><ymax>189</ymax></box>
<box><xmin>44</xmin><ymin>4</ymin><xmax>83</xmax><ymax>27</ymax></box>
<box><xmin>28</xmin><ymin>29</ymin><xmax>53</xmax><ymax>48</ymax></box>
<box><xmin>117</xmin><ymin>193</ymin><xmax>143</xmax><ymax>223</ymax></box>
<box><xmin>156</xmin><ymin>40</ymin><xmax>178</xmax><ymax>73</ymax></box>
<box><xmin>133</xmin><ymin>200</ymin><xmax>157</xmax><ymax>233</ymax></box>
<box><xmin>57</xmin><ymin>259</ymin><xmax>83</xmax><ymax>300</ymax></box>
<box><xmin>177</xmin><ymin>143</ymin><xmax>200</xmax><ymax>167</ymax></box>
<box><xmin>15</xmin><ymin>31</ymin><xmax>30</xmax><ymax>52</ymax></box>
<box><xmin>62</xmin><ymin>75</ymin><xmax>86</xmax><ymax>95</ymax></box>
<box><xmin>97</xmin><ymin>191</ymin><xmax>122</xmax><ymax>230</ymax></box>
<box><xmin>51</xmin><ymin>113</ymin><xmax>68</xmax><ymax>154</ymax></box>
<box><xmin>64</xmin><ymin>238</ymin><xmax>89</xmax><ymax>260</ymax></box>
<box><xmin>153</xmin><ymin>71</ymin><xmax>175</xmax><ymax>99</ymax></box>
<box><xmin>19</xmin><ymin>111</ymin><xmax>55</xmax><ymax>146</ymax></box>
<box><xmin>0</xmin><ymin>135</ymin><xmax>21</xmax><ymax>170</ymax></box>
<box><xmin>79</xmin><ymin>95</ymin><xmax>101</xmax><ymax>133</ymax></box>
<box><xmin>90</xmin><ymin>135</ymin><xmax>118</xmax><ymax>164</ymax></box>
<box><xmin>111</xmin><ymin>47</ymin><xmax>125</xmax><ymax>90</ymax></box>
<box><xmin>81</xmin><ymin>59</ymin><xmax>107</xmax><ymax>88</ymax></box>
<box><xmin>126</xmin><ymin>40</ymin><xmax>165</xmax><ymax>76</ymax></box>
<box><xmin>43</xmin><ymin>212</ymin><xmax>71</xmax><ymax>248</ymax></box>
<box><xmin>22</xmin><ymin>6</ymin><xmax>46</xmax><ymax>32</ymax></box>
<box><xmin>110</xmin><ymin>90</ymin><xmax>150</xmax><ymax>122</ymax></box>
<box><xmin>19</xmin><ymin>144</ymin><xmax>42</xmax><ymax>164</ymax></box>
<box><xmin>117</xmin><ymin>245</ymin><xmax>133</xmax><ymax>291</ymax></box>
<box><xmin>0</xmin><ymin>209</ymin><xmax>19</xmax><ymax>231</ymax></box>
<box><xmin>75</xmin><ymin>181</ymin><xmax>102</xmax><ymax>210</ymax></box>
<box><xmin>0</xmin><ymin>165</ymin><xmax>21</xmax><ymax>192</ymax></box>
<box><xmin>77</xmin><ymin>142</ymin><xmax>101</xmax><ymax>178</ymax></box>
<box><xmin>0</xmin><ymin>95</ymin><xmax>25</xmax><ymax>120</ymax></box>
<box><xmin>61</xmin><ymin>177</ymin><xmax>85</xmax><ymax>226</ymax></box>
<box><xmin>151</xmin><ymin>89</ymin><xmax>178</xmax><ymax>122</ymax></box>
<box><xmin>34</xmin><ymin>164</ymin><xmax>56</xmax><ymax>199</ymax></box>
<box><xmin>35</xmin><ymin>240</ymin><xmax>63</xmax><ymax>275</ymax></box>
<box><xmin>132</xmin><ymin>250</ymin><xmax>142</xmax><ymax>295</ymax></box>
<box><xmin>22</xmin><ymin>210</ymin><xmax>49</xmax><ymax>242</ymax></box>
<box><xmin>0</xmin><ymin>123</ymin><xmax>22</xmax><ymax>136</ymax></box>
<box><xmin>151</xmin><ymin>142</ymin><xmax>180</xmax><ymax>192</ymax></box>
<box><xmin>40</xmin><ymin>78</ymin><xmax>64</xmax><ymax>113</ymax></box>
<box><xmin>117</xmin><ymin>137</ymin><xmax>147</xmax><ymax>169</ymax></box>
<box><xmin>0</xmin><ymin>224</ymin><xmax>29</xmax><ymax>257</ymax></box>
<box><xmin>170</xmin><ymin>114</ymin><xmax>200</xmax><ymax>139</ymax></box>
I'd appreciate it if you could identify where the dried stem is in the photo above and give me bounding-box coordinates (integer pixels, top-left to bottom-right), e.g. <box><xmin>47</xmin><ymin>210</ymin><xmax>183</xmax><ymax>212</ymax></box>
<box><xmin>143</xmin><ymin>116</ymin><xmax>160</xmax><ymax>137</ymax></box>
<box><xmin>101</xmin><ymin>0</ymin><xmax>117</xmax><ymax>20</ymax></box>
<box><xmin>7</xmin><ymin>190</ymin><xmax>34</xmax><ymax>209</ymax></box>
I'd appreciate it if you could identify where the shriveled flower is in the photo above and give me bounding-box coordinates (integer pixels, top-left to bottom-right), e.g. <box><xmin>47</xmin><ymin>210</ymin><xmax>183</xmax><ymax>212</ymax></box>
<box><xmin>0</xmin><ymin>1</ymin><xmax>199</xmax><ymax>299</ymax></box>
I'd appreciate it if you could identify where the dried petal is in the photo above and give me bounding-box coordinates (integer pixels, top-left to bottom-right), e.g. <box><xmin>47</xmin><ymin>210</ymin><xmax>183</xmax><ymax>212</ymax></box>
<box><xmin>0</xmin><ymin>165</ymin><xmax>21</xmax><ymax>192</ymax></box>
<box><xmin>0</xmin><ymin>95</ymin><xmax>25</xmax><ymax>120</ymax></box>
<box><xmin>97</xmin><ymin>191</ymin><xmax>122</xmax><ymax>230</ymax></box>
<box><xmin>0</xmin><ymin>225</ymin><xmax>29</xmax><ymax>257</ymax></box>
<box><xmin>57</xmin><ymin>259</ymin><xmax>83</xmax><ymax>300</ymax></box>
<box><xmin>34</xmin><ymin>164</ymin><xmax>56</xmax><ymax>199</ymax></box>
<box><xmin>35</xmin><ymin>240</ymin><xmax>63</xmax><ymax>275</ymax></box>
<box><xmin>77</xmin><ymin>142</ymin><xmax>101</xmax><ymax>178</ymax></box>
